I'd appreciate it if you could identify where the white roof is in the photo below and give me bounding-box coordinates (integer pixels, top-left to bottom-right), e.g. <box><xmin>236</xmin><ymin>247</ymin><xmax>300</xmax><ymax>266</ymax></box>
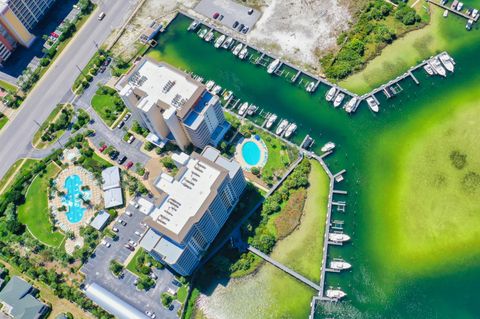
<box><xmin>90</xmin><ymin>211</ymin><xmax>110</xmax><ymax>230</ymax></box>
<box><xmin>150</xmin><ymin>154</ymin><xmax>222</xmax><ymax>236</ymax></box>
<box><xmin>102</xmin><ymin>167</ymin><xmax>121</xmax><ymax>191</ymax></box>
<box><xmin>104</xmin><ymin>188</ymin><xmax>123</xmax><ymax>209</ymax></box>
<box><xmin>137</xmin><ymin>197</ymin><xmax>154</xmax><ymax>215</ymax></box>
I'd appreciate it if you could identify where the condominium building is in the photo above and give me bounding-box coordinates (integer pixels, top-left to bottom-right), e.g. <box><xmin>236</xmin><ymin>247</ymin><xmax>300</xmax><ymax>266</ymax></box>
<box><xmin>117</xmin><ymin>58</ymin><xmax>230</xmax><ymax>151</ymax></box>
<box><xmin>140</xmin><ymin>146</ymin><xmax>246</xmax><ymax>275</ymax></box>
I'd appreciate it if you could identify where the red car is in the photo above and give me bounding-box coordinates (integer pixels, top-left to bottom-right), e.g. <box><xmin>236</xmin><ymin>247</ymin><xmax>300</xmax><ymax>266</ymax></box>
<box><xmin>213</xmin><ymin>12</ymin><xmax>219</xmax><ymax>19</ymax></box>
<box><xmin>99</xmin><ymin>145</ymin><xmax>107</xmax><ymax>152</ymax></box>
<box><xmin>125</xmin><ymin>161</ymin><xmax>134</xmax><ymax>170</ymax></box>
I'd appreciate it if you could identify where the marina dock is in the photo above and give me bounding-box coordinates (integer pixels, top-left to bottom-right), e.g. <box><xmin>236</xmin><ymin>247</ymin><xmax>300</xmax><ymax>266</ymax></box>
<box><xmin>427</xmin><ymin>0</ymin><xmax>479</xmax><ymax>22</ymax></box>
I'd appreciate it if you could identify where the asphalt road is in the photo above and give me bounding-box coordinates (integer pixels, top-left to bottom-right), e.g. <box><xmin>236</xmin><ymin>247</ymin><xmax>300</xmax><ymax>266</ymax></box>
<box><xmin>0</xmin><ymin>0</ymin><xmax>138</xmax><ymax>179</ymax></box>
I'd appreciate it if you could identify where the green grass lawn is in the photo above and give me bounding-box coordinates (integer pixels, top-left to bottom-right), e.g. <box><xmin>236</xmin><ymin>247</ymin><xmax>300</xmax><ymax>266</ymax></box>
<box><xmin>0</xmin><ymin>79</ymin><xmax>17</xmax><ymax>92</ymax></box>
<box><xmin>91</xmin><ymin>87</ymin><xmax>126</xmax><ymax>127</ymax></box>
<box><xmin>32</xmin><ymin>104</ymin><xmax>70</xmax><ymax>148</ymax></box>
<box><xmin>0</xmin><ymin>159</ymin><xmax>39</xmax><ymax>194</ymax></box>
<box><xmin>17</xmin><ymin>163</ymin><xmax>65</xmax><ymax>247</ymax></box>
<box><xmin>0</xmin><ymin>114</ymin><xmax>8</xmax><ymax>130</ymax></box>
<box><xmin>257</xmin><ymin>130</ymin><xmax>297</xmax><ymax>183</ymax></box>
<box><xmin>126</xmin><ymin>248</ymin><xmax>144</xmax><ymax>276</ymax></box>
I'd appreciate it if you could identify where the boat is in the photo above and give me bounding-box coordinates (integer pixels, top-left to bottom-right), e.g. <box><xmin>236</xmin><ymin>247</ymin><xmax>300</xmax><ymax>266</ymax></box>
<box><xmin>275</xmin><ymin>120</ymin><xmax>289</xmax><ymax>135</ymax></box>
<box><xmin>366</xmin><ymin>96</ymin><xmax>379</xmax><ymax>113</ymax></box>
<box><xmin>212</xmin><ymin>85</ymin><xmax>222</xmax><ymax>95</ymax></box>
<box><xmin>325</xmin><ymin>87</ymin><xmax>336</xmax><ymax>102</ymax></box>
<box><xmin>321</xmin><ymin>142</ymin><xmax>335</xmax><ymax>152</ymax></box>
<box><xmin>430</xmin><ymin>58</ymin><xmax>446</xmax><ymax>77</ymax></box>
<box><xmin>457</xmin><ymin>2</ymin><xmax>463</xmax><ymax>10</ymax></box>
<box><xmin>188</xmin><ymin>20</ymin><xmax>199</xmax><ymax>31</ymax></box>
<box><xmin>222</xmin><ymin>37</ymin><xmax>233</xmax><ymax>49</ymax></box>
<box><xmin>238</xmin><ymin>102</ymin><xmax>249</xmax><ymax>116</ymax></box>
<box><xmin>222</xmin><ymin>90</ymin><xmax>233</xmax><ymax>101</ymax></box>
<box><xmin>330</xmin><ymin>259</ymin><xmax>352</xmax><ymax>271</ymax></box>
<box><xmin>205</xmin><ymin>80</ymin><xmax>215</xmax><ymax>91</ymax></box>
<box><xmin>466</xmin><ymin>19</ymin><xmax>473</xmax><ymax>31</ymax></box>
<box><xmin>267</xmin><ymin>59</ymin><xmax>281</xmax><ymax>74</ymax></box>
<box><xmin>306</xmin><ymin>81</ymin><xmax>315</xmax><ymax>93</ymax></box>
<box><xmin>284</xmin><ymin>123</ymin><xmax>297</xmax><ymax>138</ymax></box>
<box><xmin>333</xmin><ymin>93</ymin><xmax>345</xmax><ymax>108</ymax></box>
<box><xmin>326</xmin><ymin>289</ymin><xmax>347</xmax><ymax>300</ymax></box>
<box><xmin>204</xmin><ymin>31</ymin><xmax>214</xmax><ymax>42</ymax></box>
<box><xmin>232</xmin><ymin>43</ymin><xmax>243</xmax><ymax>56</ymax></box>
<box><xmin>247</xmin><ymin>105</ymin><xmax>257</xmax><ymax>115</ymax></box>
<box><xmin>423</xmin><ymin>64</ymin><xmax>434</xmax><ymax>75</ymax></box>
<box><xmin>443</xmin><ymin>9</ymin><xmax>449</xmax><ymax>17</ymax></box>
<box><xmin>344</xmin><ymin>97</ymin><xmax>358</xmax><ymax>113</ymax></box>
<box><xmin>328</xmin><ymin>233</ymin><xmax>350</xmax><ymax>243</ymax></box>
<box><xmin>266</xmin><ymin>114</ymin><xmax>277</xmax><ymax>129</ymax></box>
<box><xmin>439</xmin><ymin>52</ymin><xmax>454</xmax><ymax>72</ymax></box>
<box><xmin>214</xmin><ymin>34</ymin><xmax>226</xmax><ymax>48</ymax></box>
<box><xmin>197</xmin><ymin>28</ymin><xmax>208</xmax><ymax>39</ymax></box>
<box><xmin>238</xmin><ymin>47</ymin><xmax>248</xmax><ymax>60</ymax></box>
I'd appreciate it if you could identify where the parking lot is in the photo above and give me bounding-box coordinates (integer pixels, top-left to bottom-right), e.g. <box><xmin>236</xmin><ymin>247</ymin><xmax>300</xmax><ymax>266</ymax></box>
<box><xmin>81</xmin><ymin>199</ymin><xmax>180</xmax><ymax>319</ymax></box>
<box><xmin>195</xmin><ymin>0</ymin><xmax>262</xmax><ymax>34</ymax></box>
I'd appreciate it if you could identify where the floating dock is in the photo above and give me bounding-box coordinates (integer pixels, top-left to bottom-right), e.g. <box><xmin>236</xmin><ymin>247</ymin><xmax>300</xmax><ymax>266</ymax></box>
<box><xmin>427</xmin><ymin>0</ymin><xmax>479</xmax><ymax>23</ymax></box>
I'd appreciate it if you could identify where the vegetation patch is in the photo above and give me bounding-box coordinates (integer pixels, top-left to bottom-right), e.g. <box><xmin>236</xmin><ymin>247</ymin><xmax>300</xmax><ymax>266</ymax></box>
<box><xmin>0</xmin><ymin>113</ymin><xmax>8</xmax><ymax>130</ymax></box>
<box><xmin>274</xmin><ymin>188</ymin><xmax>307</xmax><ymax>239</ymax></box>
<box><xmin>33</xmin><ymin>104</ymin><xmax>73</xmax><ymax>148</ymax></box>
<box><xmin>91</xmin><ymin>86</ymin><xmax>126</xmax><ymax>127</ymax></box>
<box><xmin>450</xmin><ymin>150</ymin><xmax>467</xmax><ymax>170</ymax></box>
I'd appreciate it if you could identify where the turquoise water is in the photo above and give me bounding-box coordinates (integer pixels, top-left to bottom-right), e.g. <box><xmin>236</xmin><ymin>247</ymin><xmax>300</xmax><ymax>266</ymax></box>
<box><xmin>242</xmin><ymin>141</ymin><xmax>261</xmax><ymax>166</ymax></box>
<box><xmin>62</xmin><ymin>174</ymin><xmax>88</xmax><ymax>223</ymax></box>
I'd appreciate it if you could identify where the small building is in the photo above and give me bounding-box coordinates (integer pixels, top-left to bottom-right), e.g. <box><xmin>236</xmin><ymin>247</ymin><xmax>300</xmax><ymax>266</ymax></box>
<box><xmin>104</xmin><ymin>188</ymin><xmax>124</xmax><ymax>209</ymax></box>
<box><xmin>139</xmin><ymin>19</ymin><xmax>163</xmax><ymax>44</ymax></box>
<box><xmin>0</xmin><ymin>276</ymin><xmax>49</xmax><ymax>319</ymax></box>
<box><xmin>90</xmin><ymin>210</ymin><xmax>110</xmax><ymax>231</ymax></box>
<box><xmin>101</xmin><ymin>167</ymin><xmax>123</xmax><ymax>209</ymax></box>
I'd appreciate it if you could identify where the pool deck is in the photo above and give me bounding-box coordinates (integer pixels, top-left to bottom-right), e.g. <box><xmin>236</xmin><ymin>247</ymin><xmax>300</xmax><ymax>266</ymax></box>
<box><xmin>235</xmin><ymin>137</ymin><xmax>268</xmax><ymax>171</ymax></box>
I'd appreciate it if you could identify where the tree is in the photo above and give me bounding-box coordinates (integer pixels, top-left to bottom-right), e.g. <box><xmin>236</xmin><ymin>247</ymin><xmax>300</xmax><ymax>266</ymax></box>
<box><xmin>109</xmin><ymin>260</ymin><xmax>123</xmax><ymax>277</ymax></box>
<box><xmin>161</xmin><ymin>293</ymin><xmax>173</xmax><ymax>307</ymax></box>
<box><xmin>161</xmin><ymin>157</ymin><xmax>176</xmax><ymax>170</ymax></box>
<box><xmin>4</xmin><ymin>203</ymin><xmax>22</xmax><ymax>234</ymax></box>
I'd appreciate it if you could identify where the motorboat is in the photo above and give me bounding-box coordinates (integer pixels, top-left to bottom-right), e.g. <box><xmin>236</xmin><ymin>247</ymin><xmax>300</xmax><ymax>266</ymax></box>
<box><xmin>366</xmin><ymin>96</ymin><xmax>379</xmax><ymax>113</ymax></box>
<box><xmin>333</xmin><ymin>93</ymin><xmax>345</xmax><ymax>108</ymax></box>
<box><xmin>197</xmin><ymin>28</ymin><xmax>208</xmax><ymax>39</ymax></box>
<box><xmin>267</xmin><ymin>59</ymin><xmax>281</xmax><ymax>74</ymax></box>
<box><xmin>326</xmin><ymin>289</ymin><xmax>347</xmax><ymax>300</ymax></box>
<box><xmin>188</xmin><ymin>20</ymin><xmax>199</xmax><ymax>31</ymax></box>
<box><xmin>238</xmin><ymin>47</ymin><xmax>248</xmax><ymax>60</ymax></box>
<box><xmin>222</xmin><ymin>90</ymin><xmax>233</xmax><ymax>101</ymax></box>
<box><xmin>214</xmin><ymin>34</ymin><xmax>226</xmax><ymax>48</ymax></box>
<box><xmin>439</xmin><ymin>52</ymin><xmax>454</xmax><ymax>72</ymax></box>
<box><xmin>238</xmin><ymin>102</ymin><xmax>249</xmax><ymax>116</ymax></box>
<box><xmin>330</xmin><ymin>259</ymin><xmax>352</xmax><ymax>271</ymax></box>
<box><xmin>222</xmin><ymin>37</ymin><xmax>234</xmax><ymax>49</ymax></box>
<box><xmin>204</xmin><ymin>31</ymin><xmax>214</xmax><ymax>42</ymax></box>
<box><xmin>321</xmin><ymin>142</ymin><xmax>335</xmax><ymax>152</ymax></box>
<box><xmin>247</xmin><ymin>105</ymin><xmax>258</xmax><ymax>115</ymax></box>
<box><xmin>306</xmin><ymin>81</ymin><xmax>315</xmax><ymax>93</ymax></box>
<box><xmin>423</xmin><ymin>64</ymin><xmax>434</xmax><ymax>75</ymax></box>
<box><xmin>205</xmin><ymin>80</ymin><xmax>215</xmax><ymax>91</ymax></box>
<box><xmin>443</xmin><ymin>9</ymin><xmax>449</xmax><ymax>17</ymax></box>
<box><xmin>328</xmin><ymin>233</ymin><xmax>350</xmax><ymax>243</ymax></box>
<box><xmin>284</xmin><ymin>123</ymin><xmax>297</xmax><ymax>138</ymax></box>
<box><xmin>466</xmin><ymin>19</ymin><xmax>473</xmax><ymax>31</ymax></box>
<box><xmin>430</xmin><ymin>58</ymin><xmax>446</xmax><ymax>77</ymax></box>
<box><xmin>344</xmin><ymin>97</ymin><xmax>358</xmax><ymax>113</ymax></box>
<box><xmin>325</xmin><ymin>87</ymin><xmax>336</xmax><ymax>102</ymax></box>
<box><xmin>212</xmin><ymin>85</ymin><xmax>222</xmax><ymax>95</ymax></box>
<box><xmin>275</xmin><ymin>119</ymin><xmax>289</xmax><ymax>135</ymax></box>
<box><xmin>232</xmin><ymin>43</ymin><xmax>243</xmax><ymax>56</ymax></box>
<box><xmin>457</xmin><ymin>2</ymin><xmax>463</xmax><ymax>10</ymax></box>
<box><xmin>266</xmin><ymin>114</ymin><xmax>277</xmax><ymax>129</ymax></box>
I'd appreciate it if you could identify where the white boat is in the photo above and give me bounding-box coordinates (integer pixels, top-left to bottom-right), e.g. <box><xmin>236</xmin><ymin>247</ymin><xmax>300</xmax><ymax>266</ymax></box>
<box><xmin>344</xmin><ymin>97</ymin><xmax>358</xmax><ymax>113</ymax></box>
<box><xmin>325</xmin><ymin>87</ymin><xmax>336</xmax><ymax>102</ymax></box>
<box><xmin>238</xmin><ymin>102</ymin><xmax>249</xmax><ymax>116</ymax></box>
<box><xmin>205</xmin><ymin>80</ymin><xmax>215</xmax><ymax>91</ymax></box>
<box><xmin>197</xmin><ymin>28</ymin><xmax>207</xmax><ymax>39</ymax></box>
<box><xmin>439</xmin><ymin>52</ymin><xmax>454</xmax><ymax>72</ymax></box>
<box><xmin>457</xmin><ymin>2</ymin><xmax>463</xmax><ymax>10</ymax></box>
<box><xmin>333</xmin><ymin>93</ymin><xmax>345</xmax><ymax>108</ymax></box>
<box><xmin>466</xmin><ymin>19</ymin><xmax>473</xmax><ymax>31</ymax></box>
<box><xmin>267</xmin><ymin>59</ymin><xmax>281</xmax><ymax>74</ymax></box>
<box><xmin>232</xmin><ymin>43</ymin><xmax>243</xmax><ymax>56</ymax></box>
<box><xmin>366</xmin><ymin>96</ymin><xmax>379</xmax><ymax>113</ymax></box>
<box><xmin>328</xmin><ymin>233</ymin><xmax>350</xmax><ymax>242</ymax></box>
<box><xmin>321</xmin><ymin>142</ymin><xmax>335</xmax><ymax>152</ymax></box>
<box><xmin>222</xmin><ymin>90</ymin><xmax>233</xmax><ymax>101</ymax></box>
<box><xmin>188</xmin><ymin>20</ymin><xmax>199</xmax><ymax>31</ymax></box>
<box><xmin>204</xmin><ymin>31</ymin><xmax>214</xmax><ymax>42</ymax></box>
<box><xmin>238</xmin><ymin>47</ymin><xmax>248</xmax><ymax>60</ymax></box>
<box><xmin>430</xmin><ymin>58</ymin><xmax>446</xmax><ymax>77</ymax></box>
<box><xmin>443</xmin><ymin>9</ymin><xmax>449</xmax><ymax>17</ymax></box>
<box><xmin>266</xmin><ymin>114</ymin><xmax>277</xmax><ymax>129</ymax></box>
<box><xmin>212</xmin><ymin>85</ymin><xmax>222</xmax><ymax>95</ymax></box>
<box><xmin>222</xmin><ymin>37</ymin><xmax>233</xmax><ymax>49</ymax></box>
<box><xmin>247</xmin><ymin>105</ymin><xmax>257</xmax><ymax>115</ymax></box>
<box><xmin>306</xmin><ymin>81</ymin><xmax>315</xmax><ymax>93</ymax></box>
<box><xmin>330</xmin><ymin>260</ymin><xmax>352</xmax><ymax>271</ymax></box>
<box><xmin>214</xmin><ymin>34</ymin><xmax>226</xmax><ymax>48</ymax></box>
<box><xmin>423</xmin><ymin>64</ymin><xmax>434</xmax><ymax>75</ymax></box>
<box><xmin>284</xmin><ymin>123</ymin><xmax>297</xmax><ymax>138</ymax></box>
<box><xmin>326</xmin><ymin>289</ymin><xmax>347</xmax><ymax>300</ymax></box>
<box><xmin>275</xmin><ymin>120</ymin><xmax>289</xmax><ymax>135</ymax></box>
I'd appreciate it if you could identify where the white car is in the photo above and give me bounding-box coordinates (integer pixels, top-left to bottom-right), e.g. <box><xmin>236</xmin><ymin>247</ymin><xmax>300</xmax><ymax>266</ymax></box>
<box><xmin>127</xmin><ymin>135</ymin><xmax>135</xmax><ymax>144</ymax></box>
<box><xmin>112</xmin><ymin>227</ymin><xmax>119</xmax><ymax>233</ymax></box>
<box><xmin>129</xmin><ymin>199</ymin><xmax>140</xmax><ymax>209</ymax></box>
<box><xmin>128</xmin><ymin>240</ymin><xmax>137</xmax><ymax>247</ymax></box>
<box><xmin>125</xmin><ymin>211</ymin><xmax>133</xmax><ymax>217</ymax></box>
<box><xmin>102</xmin><ymin>240</ymin><xmax>111</xmax><ymax>248</ymax></box>
<box><xmin>135</xmin><ymin>231</ymin><xmax>142</xmax><ymax>236</ymax></box>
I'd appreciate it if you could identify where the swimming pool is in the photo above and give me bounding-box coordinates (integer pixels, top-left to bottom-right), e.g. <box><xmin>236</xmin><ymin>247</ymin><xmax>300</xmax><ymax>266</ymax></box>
<box><xmin>242</xmin><ymin>141</ymin><xmax>261</xmax><ymax>166</ymax></box>
<box><xmin>62</xmin><ymin>174</ymin><xmax>90</xmax><ymax>224</ymax></box>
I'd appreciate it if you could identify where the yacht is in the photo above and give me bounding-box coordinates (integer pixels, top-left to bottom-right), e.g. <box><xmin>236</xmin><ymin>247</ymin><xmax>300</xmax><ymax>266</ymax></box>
<box><xmin>232</xmin><ymin>43</ymin><xmax>243</xmax><ymax>56</ymax></box>
<box><xmin>439</xmin><ymin>52</ymin><xmax>454</xmax><ymax>72</ymax></box>
<box><xmin>212</xmin><ymin>85</ymin><xmax>222</xmax><ymax>95</ymax></box>
<box><xmin>326</xmin><ymin>289</ymin><xmax>347</xmax><ymax>300</ymax></box>
<box><xmin>321</xmin><ymin>142</ymin><xmax>335</xmax><ymax>152</ymax></box>
<box><xmin>205</xmin><ymin>80</ymin><xmax>215</xmax><ymax>91</ymax></box>
<box><xmin>443</xmin><ymin>9</ymin><xmax>449</xmax><ymax>17</ymax></box>
<box><xmin>328</xmin><ymin>233</ymin><xmax>350</xmax><ymax>243</ymax></box>
<box><xmin>325</xmin><ymin>87</ymin><xmax>336</xmax><ymax>102</ymax></box>
<box><xmin>330</xmin><ymin>259</ymin><xmax>352</xmax><ymax>271</ymax></box>
<box><xmin>267</xmin><ymin>59</ymin><xmax>281</xmax><ymax>74</ymax></box>
<box><xmin>222</xmin><ymin>90</ymin><xmax>233</xmax><ymax>101</ymax></box>
<box><xmin>188</xmin><ymin>20</ymin><xmax>199</xmax><ymax>31</ymax></box>
<box><xmin>222</xmin><ymin>37</ymin><xmax>234</xmax><ymax>49</ymax></box>
<box><xmin>466</xmin><ymin>19</ymin><xmax>473</xmax><ymax>31</ymax></box>
<box><xmin>345</xmin><ymin>97</ymin><xmax>358</xmax><ymax>113</ymax></box>
<box><xmin>306</xmin><ymin>81</ymin><xmax>315</xmax><ymax>93</ymax></box>
<box><xmin>430</xmin><ymin>58</ymin><xmax>446</xmax><ymax>77</ymax></box>
<box><xmin>247</xmin><ymin>105</ymin><xmax>258</xmax><ymax>115</ymax></box>
<box><xmin>266</xmin><ymin>114</ymin><xmax>277</xmax><ymax>129</ymax></box>
<box><xmin>423</xmin><ymin>64</ymin><xmax>434</xmax><ymax>76</ymax></box>
<box><xmin>238</xmin><ymin>102</ymin><xmax>249</xmax><ymax>116</ymax></box>
<box><xmin>204</xmin><ymin>31</ymin><xmax>214</xmax><ymax>42</ymax></box>
<box><xmin>276</xmin><ymin>120</ymin><xmax>289</xmax><ymax>135</ymax></box>
<box><xmin>333</xmin><ymin>93</ymin><xmax>345</xmax><ymax>108</ymax></box>
<box><xmin>238</xmin><ymin>47</ymin><xmax>248</xmax><ymax>60</ymax></box>
<box><xmin>197</xmin><ymin>28</ymin><xmax>208</xmax><ymax>39</ymax></box>
<box><xmin>366</xmin><ymin>96</ymin><xmax>379</xmax><ymax>113</ymax></box>
<box><xmin>284</xmin><ymin>123</ymin><xmax>297</xmax><ymax>138</ymax></box>
<box><xmin>214</xmin><ymin>34</ymin><xmax>226</xmax><ymax>48</ymax></box>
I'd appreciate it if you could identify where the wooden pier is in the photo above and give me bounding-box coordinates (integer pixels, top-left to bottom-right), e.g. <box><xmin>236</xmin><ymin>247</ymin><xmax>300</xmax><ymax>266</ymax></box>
<box><xmin>427</xmin><ymin>0</ymin><xmax>479</xmax><ymax>22</ymax></box>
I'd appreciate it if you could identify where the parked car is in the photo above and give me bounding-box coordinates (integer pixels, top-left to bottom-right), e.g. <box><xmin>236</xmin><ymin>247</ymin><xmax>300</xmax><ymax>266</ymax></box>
<box><xmin>128</xmin><ymin>240</ymin><xmax>137</xmax><ymax>247</ymax></box>
<box><xmin>135</xmin><ymin>231</ymin><xmax>142</xmax><ymax>236</ymax></box>
<box><xmin>233</xmin><ymin>21</ymin><xmax>239</xmax><ymax>28</ymax></box>
<box><xmin>248</xmin><ymin>8</ymin><xmax>254</xmax><ymax>15</ymax></box>
<box><xmin>238</xmin><ymin>24</ymin><xmax>244</xmax><ymax>31</ymax></box>
<box><xmin>112</xmin><ymin>227</ymin><xmax>119</xmax><ymax>232</ymax></box>
<box><xmin>127</xmin><ymin>135</ymin><xmax>135</xmax><ymax>144</ymax></box>
<box><xmin>99</xmin><ymin>144</ymin><xmax>107</xmax><ymax>152</ymax></box>
<box><xmin>125</xmin><ymin>210</ymin><xmax>133</xmax><ymax>217</ymax></box>
<box><xmin>117</xmin><ymin>155</ymin><xmax>127</xmax><ymax>165</ymax></box>
<box><xmin>117</xmin><ymin>121</ymin><xmax>125</xmax><ymax>129</ymax></box>
<box><xmin>124</xmin><ymin>112</ymin><xmax>132</xmax><ymax>121</ymax></box>
<box><xmin>99</xmin><ymin>65</ymin><xmax>106</xmax><ymax>73</ymax></box>
<box><xmin>241</xmin><ymin>26</ymin><xmax>249</xmax><ymax>34</ymax></box>
<box><xmin>213</xmin><ymin>12</ymin><xmax>219</xmax><ymax>19</ymax></box>
<box><xmin>98</xmin><ymin>12</ymin><xmax>106</xmax><ymax>20</ymax></box>
<box><xmin>150</xmin><ymin>272</ymin><xmax>157</xmax><ymax>280</ymax></box>
<box><xmin>119</xmin><ymin>220</ymin><xmax>127</xmax><ymax>226</ymax></box>
<box><xmin>219</xmin><ymin>14</ymin><xmax>224</xmax><ymax>21</ymax></box>
<box><xmin>109</xmin><ymin>150</ymin><xmax>119</xmax><ymax>160</ymax></box>
<box><xmin>124</xmin><ymin>244</ymin><xmax>134</xmax><ymax>251</ymax></box>
<box><xmin>102</xmin><ymin>240</ymin><xmax>111</xmax><ymax>248</ymax></box>
<box><xmin>130</xmin><ymin>199</ymin><xmax>139</xmax><ymax>208</ymax></box>
<box><xmin>125</xmin><ymin>161</ymin><xmax>134</xmax><ymax>169</ymax></box>
<box><xmin>150</xmin><ymin>313</ymin><xmax>156</xmax><ymax>319</ymax></box>
<box><xmin>145</xmin><ymin>311</ymin><xmax>152</xmax><ymax>317</ymax></box>
<box><xmin>104</xmin><ymin>57</ymin><xmax>112</xmax><ymax>66</ymax></box>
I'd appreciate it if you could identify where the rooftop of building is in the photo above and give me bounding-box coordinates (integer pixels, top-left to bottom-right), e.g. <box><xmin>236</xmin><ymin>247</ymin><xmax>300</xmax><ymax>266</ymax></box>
<box><xmin>101</xmin><ymin>166</ymin><xmax>121</xmax><ymax>191</ymax></box>
<box><xmin>0</xmin><ymin>276</ymin><xmax>47</xmax><ymax>319</ymax></box>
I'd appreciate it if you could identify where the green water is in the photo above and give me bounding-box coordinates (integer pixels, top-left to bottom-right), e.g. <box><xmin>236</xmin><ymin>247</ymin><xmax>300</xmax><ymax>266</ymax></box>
<box><xmin>149</xmin><ymin>10</ymin><xmax>480</xmax><ymax>318</ymax></box>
